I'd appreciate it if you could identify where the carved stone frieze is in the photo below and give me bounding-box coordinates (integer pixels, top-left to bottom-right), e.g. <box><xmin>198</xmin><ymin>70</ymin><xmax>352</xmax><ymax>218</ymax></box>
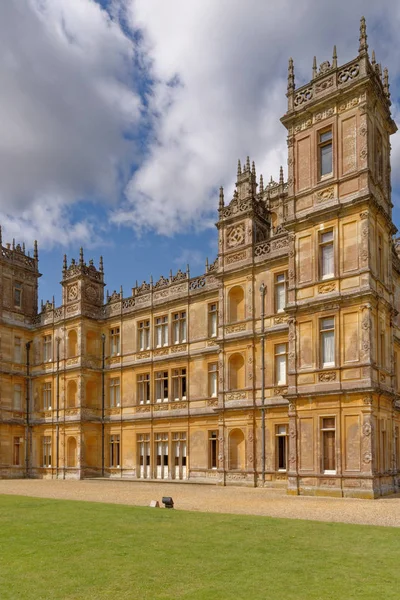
<box><xmin>226</xmin><ymin>223</ymin><xmax>245</xmax><ymax>248</ymax></box>
<box><xmin>225</xmin><ymin>250</ymin><xmax>247</xmax><ymax>265</ymax></box>
<box><xmin>225</xmin><ymin>323</ymin><xmax>246</xmax><ymax>334</ymax></box>
<box><xmin>315</xmin><ymin>187</ymin><xmax>335</xmax><ymax>202</ymax></box>
<box><xmin>318</xmin><ymin>371</ymin><xmax>336</xmax><ymax>382</ymax></box>
<box><xmin>225</xmin><ymin>391</ymin><xmax>246</xmax><ymax>401</ymax></box>
<box><xmin>338</xmin><ymin>63</ymin><xmax>359</xmax><ymax>84</ymax></box>
<box><xmin>318</xmin><ymin>282</ymin><xmax>336</xmax><ymax>294</ymax></box>
<box><xmin>294</xmin><ymin>87</ymin><xmax>313</xmax><ymax>106</ymax></box>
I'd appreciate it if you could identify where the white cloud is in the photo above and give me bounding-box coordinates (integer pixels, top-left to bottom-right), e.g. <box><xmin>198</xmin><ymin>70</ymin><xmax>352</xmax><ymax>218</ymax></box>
<box><xmin>0</xmin><ymin>0</ymin><xmax>141</xmax><ymax>244</ymax></box>
<box><xmin>112</xmin><ymin>0</ymin><xmax>400</xmax><ymax>234</ymax></box>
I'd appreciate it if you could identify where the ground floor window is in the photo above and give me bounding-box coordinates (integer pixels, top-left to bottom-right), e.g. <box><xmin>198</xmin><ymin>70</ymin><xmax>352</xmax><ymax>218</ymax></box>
<box><xmin>321</xmin><ymin>417</ymin><xmax>336</xmax><ymax>473</ymax></box>
<box><xmin>275</xmin><ymin>425</ymin><xmax>288</xmax><ymax>471</ymax></box>
<box><xmin>13</xmin><ymin>436</ymin><xmax>23</xmax><ymax>466</ymax></box>
<box><xmin>110</xmin><ymin>434</ymin><xmax>120</xmax><ymax>467</ymax></box>
<box><xmin>137</xmin><ymin>433</ymin><xmax>151</xmax><ymax>478</ymax></box>
<box><xmin>208</xmin><ymin>431</ymin><xmax>219</xmax><ymax>469</ymax></box>
<box><xmin>42</xmin><ymin>436</ymin><xmax>52</xmax><ymax>467</ymax></box>
<box><xmin>155</xmin><ymin>432</ymin><xmax>169</xmax><ymax>479</ymax></box>
<box><xmin>172</xmin><ymin>432</ymin><xmax>187</xmax><ymax>479</ymax></box>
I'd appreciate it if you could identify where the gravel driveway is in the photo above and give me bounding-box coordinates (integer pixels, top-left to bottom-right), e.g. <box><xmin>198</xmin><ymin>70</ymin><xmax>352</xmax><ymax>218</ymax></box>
<box><xmin>1</xmin><ymin>479</ymin><xmax>400</xmax><ymax>527</ymax></box>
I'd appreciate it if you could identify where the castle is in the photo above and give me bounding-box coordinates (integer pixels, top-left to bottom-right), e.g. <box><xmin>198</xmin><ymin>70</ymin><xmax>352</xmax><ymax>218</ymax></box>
<box><xmin>1</xmin><ymin>18</ymin><xmax>399</xmax><ymax>498</ymax></box>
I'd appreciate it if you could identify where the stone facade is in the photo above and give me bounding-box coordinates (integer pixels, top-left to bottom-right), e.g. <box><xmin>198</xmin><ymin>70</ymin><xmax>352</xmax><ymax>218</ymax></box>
<box><xmin>1</xmin><ymin>18</ymin><xmax>400</xmax><ymax>497</ymax></box>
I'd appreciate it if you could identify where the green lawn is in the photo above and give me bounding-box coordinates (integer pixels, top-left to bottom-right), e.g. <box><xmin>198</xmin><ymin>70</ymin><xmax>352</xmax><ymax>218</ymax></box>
<box><xmin>0</xmin><ymin>495</ymin><xmax>399</xmax><ymax>600</ymax></box>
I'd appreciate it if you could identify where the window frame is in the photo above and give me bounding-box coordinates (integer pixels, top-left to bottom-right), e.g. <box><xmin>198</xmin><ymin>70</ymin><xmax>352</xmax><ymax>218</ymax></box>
<box><xmin>274</xmin><ymin>343</ymin><xmax>288</xmax><ymax>386</ymax></box>
<box><xmin>274</xmin><ymin>272</ymin><xmax>287</xmax><ymax>314</ymax></box>
<box><xmin>13</xmin><ymin>282</ymin><xmax>22</xmax><ymax>309</ymax></box>
<box><xmin>319</xmin><ymin>229</ymin><xmax>335</xmax><ymax>280</ymax></box>
<box><xmin>155</xmin><ymin>315</ymin><xmax>169</xmax><ymax>348</ymax></box>
<box><xmin>42</xmin><ymin>436</ymin><xmax>52</xmax><ymax>468</ymax></box>
<box><xmin>172</xmin><ymin>311</ymin><xmax>187</xmax><ymax>344</ymax></box>
<box><xmin>137</xmin><ymin>320</ymin><xmax>150</xmax><ymax>351</ymax></box>
<box><xmin>318</xmin><ymin>128</ymin><xmax>333</xmax><ymax>179</ymax></box>
<box><xmin>43</xmin><ymin>335</ymin><xmax>52</xmax><ymax>363</ymax></box>
<box><xmin>208</xmin><ymin>302</ymin><xmax>218</xmax><ymax>338</ymax></box>
<box><xmin>13</xmin><ymin>436</ymin><xmax>23</xmax><ymax>466</ymax></box>
<box><xmin>321</xmin><ymin>416</ymin><xmax>336</xmax><ymax>474</ymax></box>
<box><xmin>109</xmin><ymin>434</ymin><xmax>121</xmax><ymax>468</ymax></box>
<box><xmin>208</xmin><ymin>362</ymin><xmax>218</xmax><ymax>398</ymax></box>
<box><xmin>155</xmin><ymin>370</ymin><xmax>169</xmax><ymax>403</ymax></box>
<box><xmin>109</xmin><ymin>377</ymin><xmax>121</xmax><ymax>408</ymax></box>
<box><xmin>275</xmin><ymin>424</ymin><xmax>288</xmax><ymax>472</ymax></box>
<box><xmin>137</xmin><ymin>373</ymin><xmax>150</xmax><ymax>405</ymax></box>
<box><xmin>13</xmin><ymin>383</ymin><xmax>23</xmax><ymax>410</ymax></box>
<box><xmin>110</xmin><ymin>327</ymin><xmax>120</xmax><ymax>356</ymax></box>
<box><xmin>14</xmin><ymin>337</ymin><xmax>22</xmax><ymax>363</ymax></box>
<box><xmin>42</xmin><ymin>382</ymin><xmax>52</xmax><ymax>411</ymax></box>
<box><xmin>320</xmin><ymin>316</ymin><xmax>335</xmax><ymax>368</ymax></box>
<box><xmin>208</xmin><ymin>430</ymin><xmax>219</xmax><ymax>469</ymax></box>
<box><xmin>172</xmin><ymin>367</ymin><xmax>187</xmax><ymax>401</ymax></box>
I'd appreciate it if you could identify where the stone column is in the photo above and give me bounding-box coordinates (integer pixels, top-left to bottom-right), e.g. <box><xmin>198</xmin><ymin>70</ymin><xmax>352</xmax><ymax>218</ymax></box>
<box><xmin>287</xmin><ymin>400</ymin><xmax>299</xmax><ymax>495</ymax></box>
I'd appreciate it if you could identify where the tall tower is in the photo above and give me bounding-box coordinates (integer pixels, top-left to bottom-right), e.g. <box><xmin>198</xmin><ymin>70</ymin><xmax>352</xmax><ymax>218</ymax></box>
<box><xmin>280</xmin><ymin>17</ymin><xmax>398</xmax><ymax>497</ymax></box>
<box><xmin>61</xmin><ymin>249</ymin><xmax>105</xmax><ymax>317</ymax></box>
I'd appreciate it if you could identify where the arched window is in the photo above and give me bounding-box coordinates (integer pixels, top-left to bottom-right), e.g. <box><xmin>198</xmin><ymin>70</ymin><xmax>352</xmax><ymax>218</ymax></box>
<box><xmin>86</xmin><ymin>331</ymin><xmax>97</xmax><ymax>356</ymax></box>
<box><xmin>229</xmin><ymin>429</ymin><xmax>245</xmax><ymax>470</ymax></box>
<box><xmin>228</xmin><ymin>286</ymin><xmax>245</xmax><ymax>323</ymax></box>
<box><xmin>229</xmin><ymin>353</ymin><xmax>245</xmax><ymax>390</ymax></box>
<box><xmin>67</xmin><ymin>437</ymin><xmax>77</xmax><ymax>468</ymax></box>
<box><xmin>85</xmin><ymin>380</ymin><xmax>97</xmax><ymax>408</ymax></box>
<box><xmin>67</xmin><ymin>380</ymin><xmax>77</xmax><ymax>408</ymax></box>
<box><xmin>67</xmin><ymin>330</ymin><xmax>78</xmax><ymax>358</ymax></box>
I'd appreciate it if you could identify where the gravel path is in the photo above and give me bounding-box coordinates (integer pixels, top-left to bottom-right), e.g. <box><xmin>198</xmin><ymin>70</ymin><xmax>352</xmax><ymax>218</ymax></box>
<box><xmin>1</xmin><ymin>479</ymin><xmax>400</xmax><ymax>527</ymax></box>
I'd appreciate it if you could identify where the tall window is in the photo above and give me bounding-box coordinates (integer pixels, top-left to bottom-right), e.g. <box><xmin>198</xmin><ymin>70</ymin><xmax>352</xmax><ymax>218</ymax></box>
<box><xmin>42</xmin><ymin>436</ymin><xmax>52</xmax><ymax>467</ymax></box>
<box><xmin>110</xmin><ymin>327</ymin><xmax>120</xmax><ymax>356</ymax></box>
<box><xmin>209</xmin><ymin>431</ymin><xmax>219</xmax><ymax>469</ymax></box>
<box><xmin>43</xmin><ymin>335</ymin><xmax>52</xmax><ymax>362</ymax></box>
<box><xmin>276</xmin><ymin>425</ymin><xmax>288</xmax><ymax>471</ymax></box>
<box><xmin>14</xmin><ymin>337</ymin><xmax>22</xmax><ymax>363</ymax></box>
<box><xmin>155</xmin><ymin>370</ymin><xmax>168</xmax><ymax>403</ymax></box>
<box><xmin>14</xmin><ymin>282</ymin><xmax>22</xmax><ymax>308</ymax></box>
<box><xmin>172</xmin><ymin>312</ymin><xmax>187</xmax><ymax>344</ymax></box>
<box><xmin>138</xmin><ymin>320</ymin><xmax>150</xmax><ymax>351</ymax></box>
<box><xmin>321</xmin><ymin>417</ymin><xmax>336</xmax><ymax>473</ymax></box>
<box><xmin>208</xmin><ymin>363</ymin><xmax>218</xmax><ymax>397</ymax></box>
<box><xmin>110</xmin><ymin>435</ymin><xmax>120</xmax><ymax>467</ymax></box>
<box><xmin>275</xmin><ymin>343</ymin><xmax>288</xmax><ymax>386</ymax></box>
<box><xmin>155</xmin><ymin>316</ymin><xmax>168</xmax><ymax>347</ymax></box>
<box><xmin>42</xmin><ymin>382</ymin><xmax>52</xmax><ymax>410</ymax></box>
<box><xmin>13</xmin><ymin>384</ymin><xmax>22</xmax><ymax>410</ymax></box>
<box><xmin>319</xmin><ymin>129</ymin><xmax>333</xmax><ymax>177</ymax></box>
<box><xmin>378</xmin><ymin>233</ymin><xmax>384</xmax><ymax>280</ymax></box>
<box><xmin>172</xmin><ymin>368</ymin><xmax>187</xmax><ymax>401</ymax></box>
<box><xmin>137</xmin><ymin>373</ymin><xmax>150</xmax><ymax>404</ymax></box>
<box><xmin>319</xmin><ymin>230</ymin><xmax>334</xmax><ymax>279</ymax></box>
<box><xmin>13</xmin><ymin>436</ymin><xmax>22</xmax><ymax>466</ymax></box>
<box><xmin>208</xmin><ymin>302</ymin><xmax>218</xmax><ymax>337</ymax></box>
<box><xmin>109</xmin><ymin>377</ymin><xmax>120</xmax><ymax>407</ymax></box>
<box><xmin>274</xmin><ymin>273</ymin><xmax>287</xmax><ymax>313</ymax></box>
<box><xmin>320</xmin><ymin>317</ymin><xmax>335</xmax><ymax>367</ymax></box>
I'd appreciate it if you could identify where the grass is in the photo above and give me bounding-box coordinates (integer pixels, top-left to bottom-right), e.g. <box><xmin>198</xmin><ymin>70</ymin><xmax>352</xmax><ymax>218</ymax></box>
<box><xmin>0</xmin><ymin>495</ymin><xmax>399</xmax><ymax>600</ymax></box>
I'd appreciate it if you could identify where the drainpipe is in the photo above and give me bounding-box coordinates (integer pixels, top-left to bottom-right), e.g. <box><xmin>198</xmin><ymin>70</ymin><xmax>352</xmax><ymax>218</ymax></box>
<box><xmin>101</xmin><ymin>333</ymin><xmax>106</xmax><ymax>477</ymax></box>
<box><xmin>25</xmin><ymin>341</ymin><xmax>32</xmax><ymax>478</ymax></box>
<box><xmin>55</xmin><ymin>337</ymin><xmax>60</xmax><ymax>478</ymax></box>
<box><xmin>260</xmin><ymin>283</ymin><xmax>266</xmax><ymax>486</ymax></box>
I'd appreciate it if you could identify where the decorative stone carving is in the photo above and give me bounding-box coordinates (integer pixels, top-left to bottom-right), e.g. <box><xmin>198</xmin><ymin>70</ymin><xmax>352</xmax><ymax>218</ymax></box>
<box><xmin>318</xmin><ymin>371</ymin><xmax>336</xmax><ymax>382</ymax></box>
<box><xmin>294</xmin><ymin>87</ymin><xmax>313</xmax><ymax>106</ymax></box>
<box><xmin>170</xmin><ymin>344</ymin><xmax>187</xmax><ymax>353</ymax></box>
<box><xmin>362</xmin><ymin>422</ymin><xmax>372</xmax><ymax>437</ymax></box>
<box><xmin>274</xmin><ymin>387</ymin><xmax>288</xmax><ymax>396</ymax></box>
<box><xmin>207</xmin><ymin>399</ymin><xmax>218</xmax><ymax>407</ymax></box>
<box><xmin>225</xmin><ymin>391</ymin><xmax>246</xmax><ymax>401</ymax></box>
<box><xmin>136</xmin><ymin>352</ymin><xmax>151</xmax><ymax>360</ymax></box>
<box><xmin>274</xmin><ymin>315</ymin><xmax>288</xmax><ymax>325</ymax></box>
<box><xmin>67</xmin><ymin>284</ymin><xmax>78</xmax><ymax>302</ymax></box>
<box><xmin>226</xmin><ymin>250</ymin><xmax>247</xmax><ymax>265</ymax></box>
<box><xmin>318</xmin><ymin>282</ymin><xmax>336</xmax><ymax>294</ymax></box>
<box><xmin>136</xmin><ymin>406</ymin><xmax>150</xmax><ymax>413</ymax></box>
<box><xmin>338</xmin><ymin>63</ymin><xmax>359</xmax><ymax>83</ymax></box>
<box><xmin>154</xmin><ymin>349</ymin><xmax>169</xmax><ymax>357</ymax></box>
<box><xmin>315</xmin><ymin>76</ymin><xmax>333</xmax><ymax>93</ymax></box>
<box><xmin>226</xmin><ymin>223</ymin><xmax>245</xmax><ymax>248</ymax></box>
<box><xmin>225</xmin><ymin>323</ymin><xmax>246</xmax><ymax>334</ymax></box>
<box><xmin>315</xmin><ymin>187</ymin><xmax>334</xmax><ymax>202</ymax></box>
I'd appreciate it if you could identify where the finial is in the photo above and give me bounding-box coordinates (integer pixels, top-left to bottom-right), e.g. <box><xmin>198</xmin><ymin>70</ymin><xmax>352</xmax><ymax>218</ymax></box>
<box><xmin>332</xmin><ymin>45</ymin><xmax>337</xmax><ymax>69</ymax></box>
<box><xmin>186</xmin><ymin>263</ymin><xmax>190</xmax><ymax>277</ymax></box>
<box><xmin>252</xmin><ymin>161</ymin><xmax>256</xmax><ymax>179</ymax></box>
<box><xmin>205</xmin><ymin>257</ymin><xmax>209</xmax><ymax>271</ymax></box>
<box><xmin>279</xmin><ymin>166</ymin><xmax>284</xmax><ymax>186</ymax></box>
<box><xmin>246</xmin><ymin>156</ymin><xmax>250</xmax><ymax>172</ymax></box>
<box><xmin>371</xmin><ymin>49</ymin><xmax>376</xmax><ymax>66</ymax></box>
<box><xmin>359</xmin><ymin>16</ymin><xmax>368</xmax><ymax>54</ymax></box>
<box><xmin>259</xmin><ymin>174</ymin><xmax>264</xmax><ymax>193</ymax></box>
<box><xmin>378</xmin><ymin>63</ymin><xmax>382</xmax><ymax>77</ymax></box>
<box><xmin>120</xmin><ymin>285</ymin><xmax>123</xmax><ymax>297</ymax></box>
<box><xmin>34</xmin><ymin>240</ymin><xmax>38</xmax><ymax>260</ymax></box>
<box><xmin>41</xmin><ymin>299</ymin><xmax>44</xmax><ymax>311</ymax></box>
<box><xmin>383</xmin><ymin>67</ymin><xmax>390</xmax><ymax>98</ymax></box>
<box><xmin>312</xmin><ymin>56</ymin><xmax>317</xmax><ymax>79</ymax></box>
<box><xmin>150</xmin><ymin>275</ymin><xmax>153</xmax><ymax>286</ymax></box>
<box><xmin>237</xmin><ymin>159</ymin><xmax>241</xmax><ymax>178</ymax></box>
<box><xmin>219</xmin><ymin>186</ymin><xmax>224</xmax><ymax>210</ymax></box>
<box><xmin>22</xmin><ymin>242</ymin><xmax>25</xmax><ymax>253</ymax></box>
<box><xmin>0</xmin><ymin>225</ymin><xmax>2</xmax><ymax>246</ymax></box>
<box><xmin>63</xmin><ymin>254</ymin><xmax>67</xmax><ymax>270</ymax></box>
<box><xmin>12</xmin><ymin>238</ymin><xmax>15</xmax><ymax>250</ymax></box>
<box><xmin>99</xmin><ymin>256</ymin><xmax>103</xmax><ymax>272</ymax></box>
<box><xmin>287</xmin><ymin>57</ymin><xmax>295</xmax><ymax>93</ymax></box>
<box><xmin>52</xmin><ymin>295</ymin><xmax>55</xmax><ymax>308</ymax></box>
<box><xmin>79</xmin><ymin>247</ymin><xmax>84</xmax><ymax>266</ymax></box>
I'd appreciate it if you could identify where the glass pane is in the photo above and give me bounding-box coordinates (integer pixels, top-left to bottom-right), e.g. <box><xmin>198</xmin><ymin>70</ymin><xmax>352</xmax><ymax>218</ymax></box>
<box><xmin>322</xmin><ymin>243</ymin><xmax>334</xmax><ymax>277</ymax></box>
<box><xmin>275</xmin><ymin>283</ymin><xmax>285</xmax><ymax>311</ymax></box>
<box><xmin>320</xmin><ymin>143</ymin><xmax>332</xmax><ymax>175</ymax></box>
<box><xmin>322</xmin><ymin>331</ymin><xmax>335</xmax><ymax>365</ymax></box>
<box><xmin>320</xmin><ymin>130</ymin><xmax>332</xmax><ymax>143</ymax></box>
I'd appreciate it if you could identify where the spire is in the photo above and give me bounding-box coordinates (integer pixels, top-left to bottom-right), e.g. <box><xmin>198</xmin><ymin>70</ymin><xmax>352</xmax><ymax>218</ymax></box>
<box><xmin>359</xmin><ymin>16</ymin><xmax>368</xmax><ymax>54</ymax></box>
<box><xmin>219</xmin><ymin>186</ymin><xmax>224</xmax><ymax>210</ymax></box>
<box><xmin>312</xmin><ymin>56</ymin><xmax>317</xmax><ymax>79</ymax></box>
<box><xmin>287</xmin><ymin>57</ymin><xmax>295</xmax><ymax>93</ymax></box>
<box><xmin>63</xmin><ymin>254</ymin><xmax>67</xmax><ymax>271</ymax></box>
<box><xmin>22</xmin><ymin>242</ymin><xmax>25</xmax><ymax>253</ymax></box>
<box><xmin>252</xmin><ymin>161</ymin><xmax>256</xmax><ymax>179</ymax></box>
<box><xmin>279</xmin><ymin>165</ymin><xmax>284</xmax><ymax>186</ymax></box>
<box><xmin>34</xmin><ymin>240</ymin><xmax>38</xmax><ymax>261</ymax></box>
<box><xmin>99</xmin><ymin>256</ymin><xmax>104</xmax><ymax>272</ymax></box>
<box><xmin>332</xmin><ymin>45</ymin><xmax>337</xmax><ymax>69</ymax></box>
<box><xmin>205</xmin><ymin>257</ymin><xmax>209</xmax><ymax>272</ymax></box>
<box><xmin>371</xmin><ymin>49</ymin><xmax>376</xmax><ymax>66</ymax></box>
<box><xmin>79</xmin><ymin>247</ymin><xmax>84</xmax><ymax>266</ymax></box>
<box><xmin>12</xmin><ymin>238</ymin><xmax>15</xmax><ymax>250</ymax></box>
<box><xmin>246</xmin><ymin>156</ymin><xmax>250</xmax><ymax>172</ymax></box>
<box><xmin>259</xmin><ymin>174</ymin><xmax>264</xmax><ymax>194</ymax></box>
<box><xmin>383</xmin><ymin>67</ymin><xmax>390</xmax><ymax>99</ymax></box>
<box><xmin>237</xmin><ymin>159</ymin><xmax>241</xmax><ymax>178</ymax></box>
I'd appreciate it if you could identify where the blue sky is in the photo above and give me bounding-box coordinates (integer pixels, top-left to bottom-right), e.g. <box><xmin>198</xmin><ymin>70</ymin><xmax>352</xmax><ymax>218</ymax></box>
<box><xmin>1</xmin><ymin>1</ymin><xmax>399</xmax><ymax>307</ymax></box>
